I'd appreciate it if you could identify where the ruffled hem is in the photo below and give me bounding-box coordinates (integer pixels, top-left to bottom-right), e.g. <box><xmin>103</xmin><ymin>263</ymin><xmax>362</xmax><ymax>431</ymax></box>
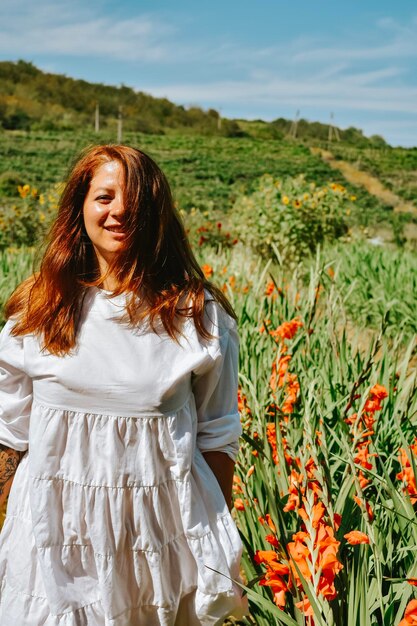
<box><xmin>0</xmin><ymin>450</ymin><xmax>247</xmax><ymax>625</ymax></box>
<box><xmin>0</xmin><ymin>575</ymin><xmax>247</xmax><ymax>625</ymax></box>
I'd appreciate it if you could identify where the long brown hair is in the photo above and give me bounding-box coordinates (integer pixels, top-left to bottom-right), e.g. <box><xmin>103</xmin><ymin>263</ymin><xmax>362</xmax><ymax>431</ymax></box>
<box><xmin>6</xmin><ymin>144</ymin><xmax>236</xmax><ymax>355</ymax></box>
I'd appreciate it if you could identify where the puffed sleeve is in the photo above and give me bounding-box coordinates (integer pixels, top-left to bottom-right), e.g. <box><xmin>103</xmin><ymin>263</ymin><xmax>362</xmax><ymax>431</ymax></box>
<box><xmin>191</xmin><ymin>300</ymin><xmax>242</xmax><ymax>462</ymax></box>
<box><xmin>0</xmin><ymin>320</ymin><xmax>32</xmax><ymax>451</ymax></box>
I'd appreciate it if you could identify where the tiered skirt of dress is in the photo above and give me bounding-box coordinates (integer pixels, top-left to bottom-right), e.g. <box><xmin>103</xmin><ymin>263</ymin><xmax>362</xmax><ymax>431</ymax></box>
<box><xmin>0</xmin><ymin>288</ymin><xmax>247</xmax><ymax>625</ymax></box>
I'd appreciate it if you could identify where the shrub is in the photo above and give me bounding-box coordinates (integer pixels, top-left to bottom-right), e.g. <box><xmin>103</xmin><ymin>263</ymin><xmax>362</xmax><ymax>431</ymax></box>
<box><xmin>0</xmin><ymin>183</ymin><xmax>61</xmax><ymax>248</ymax></box>
<box><xmin>180</xmin><ymin>206</ymin><xmax>238</xmax><ymax>252</ymax></box>
<box><xmin>231</xmin><ymin>174</ymin><xmax>350</xmax><ymax>261</ymax></box>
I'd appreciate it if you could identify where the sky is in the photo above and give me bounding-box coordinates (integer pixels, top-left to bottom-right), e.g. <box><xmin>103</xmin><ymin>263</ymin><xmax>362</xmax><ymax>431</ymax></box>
<box><xmin>1</xmin><ymin>0</ymin><xmax>416</xmax><ymax>146</ymax></box>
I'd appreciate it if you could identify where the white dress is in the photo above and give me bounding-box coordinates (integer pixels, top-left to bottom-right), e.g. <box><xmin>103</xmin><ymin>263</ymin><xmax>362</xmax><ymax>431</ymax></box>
<box><xmin>0</xmin><ymin>287</ymin><xmax>247</xmax><ymax>625</ymax></box>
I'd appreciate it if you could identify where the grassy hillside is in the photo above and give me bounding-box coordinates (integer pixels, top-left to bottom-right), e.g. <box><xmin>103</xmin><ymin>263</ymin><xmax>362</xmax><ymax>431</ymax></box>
<box><xmin>0</xmin><ymin>60</ymin><xmax>386</xmax><ymax>148</ymax></box>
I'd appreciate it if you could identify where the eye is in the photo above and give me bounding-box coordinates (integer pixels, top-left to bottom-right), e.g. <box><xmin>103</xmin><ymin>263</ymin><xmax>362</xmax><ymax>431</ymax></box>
<box><xmin>96</xmin><ymin>195</ymin><xmax>112</xmax><ymax>202</ymax></box>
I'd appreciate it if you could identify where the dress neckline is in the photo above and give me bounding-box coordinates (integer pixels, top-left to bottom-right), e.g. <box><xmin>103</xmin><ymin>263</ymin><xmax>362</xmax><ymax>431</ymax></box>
<box><xmin>92</xmin><ymin>286</ymin><xmax>128</xmax><ymax>306</ymax></box>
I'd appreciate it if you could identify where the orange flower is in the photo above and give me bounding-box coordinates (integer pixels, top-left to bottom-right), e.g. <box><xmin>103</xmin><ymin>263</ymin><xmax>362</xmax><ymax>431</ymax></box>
<box><xmin>265</xmin><ymin>281</ymin><xmax>275</xmax><ymax>296</ymax></box>
<box><xmin>344</xmin><ymin>530</ymin><xmax>369</xmax><ymax>545</ymax></box>
<box><xmin>257</xmin><ymin>504</ymin><xmax>343</xmax><ymax>610</ymax></box>
<box><xmin>265</xmin><ymin>534</ymin><xmax>280</xmax><ymax>548</ymax></box>
<box><xmin>254</xmin><ymin>550</ymin><xmax>280</xmax><ymax>565</ymax></box>
<box><xmin>333</xmin><ymin>513</ymin><xmax>342</xmax><ymax>531</ymax></box>
<box><xmin>399</xmin><ymin>599</ymin><xmax>417</xmax><ymax>626</ymax></box>
<box><xmin>298</xmin><ymin>501</ymin><xmax>325</xmax><ymax>528</ymax></box>
<box><xmin>295</xmin><ymin>597</ymin><xmax>314</xmax><ymax>616</ymax></box>
<box><xmin>354</xmin><ymin>444</ymin><xmax>377</xmax><ymax>470</ymax></box>
<box><xmin>269</xmin><ymin>355</ymin><xmax>291</xmax><ymax>391</ymax></box>
<box><xmin>287</xmin><ymin>522</ymin><xmax>343</xmax><ymax>597</ymax></box>
<box><xmin>353</xmin><ymin>495</ymin><xmax>374</xmax><ymax>521</ymax></box>
<box><xmin>358</xmin><ymin>470</ymin><xmax>370</xmax><ymax>490</ymax></box>
<box><xmin>345</xmin><ymin>382</ymin><xmax>387</xmax><ymax>499</ymax></box>
<box><xmin>259</xmin><ymin>514</ymin><xmax>277</xmax><ymax>533</ymax></box>
<box><xmin>269</xmin><ymin>356</ymin><xmax>299</xmax><ymax>415</ymax></box>
<box><xmin>237</xmin><ymin>388</ymin><xmax>252</xmax><ymax>421</ymax></box>
<box><xmin>234</xmin><ymin>498</ymin><xmax>245</xmax><ymax>511</ymax></box>
<box><xmin>232</xmin><ymin>475</ymin><xmax>243</xmax><ymax>494</ymax></box>
<box><xmin>397</xmin><ymin>440</ymin><xmax>417</xmax><ymax>503</ymax></box>
<box><xmin>272</xmin><ymin>590</ymin><xmax>287</xmax><ymax>609</ymax></box>
<box><xmin>201</xmin><ymin>264</ymin><xmax>213</xmax><ymax>279</ymax></box>
<box><xmin>283</xmin><ymin>469</ymin><xmax>304</xmax><ymax>512</ymax></box>
<box><xmin>269</xmin><ymin>318</ymin><xmax>303</xmax><ymax>342</ymax></box>
<box><xmin>265</xmin><ymin>514</ymin><xmax>277</xmax><ymax>533</ymax></box>
<box><xmin>369</xmin><ymin>384</ymin><xmax>388</xmax><ymax>400</ymax></box>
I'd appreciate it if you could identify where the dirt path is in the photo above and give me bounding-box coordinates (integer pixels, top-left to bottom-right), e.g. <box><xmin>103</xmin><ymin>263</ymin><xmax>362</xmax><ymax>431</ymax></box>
<box><xmin>311</xmin><ymin>147</ymin><xmax>417</xmax><ymax>216</ymax></box>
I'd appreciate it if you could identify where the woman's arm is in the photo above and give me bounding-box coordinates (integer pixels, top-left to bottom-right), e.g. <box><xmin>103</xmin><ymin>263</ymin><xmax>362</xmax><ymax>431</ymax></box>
<box><xmin>0</xmin><ymin>444</ymin><xmax>23</xmax><ymax>509</ymax></box>
<box><xmin>203</xmin><ymin>451</ymin><xmax>235</xmax><ymax>511</ymax></box>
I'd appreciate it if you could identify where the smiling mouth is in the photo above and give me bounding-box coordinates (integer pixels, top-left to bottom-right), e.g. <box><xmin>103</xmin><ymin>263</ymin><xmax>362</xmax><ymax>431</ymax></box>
<box><xmin>105</xmin><ymin>226</ymin><xmax>125</xmax><ymax>233</ymax></box>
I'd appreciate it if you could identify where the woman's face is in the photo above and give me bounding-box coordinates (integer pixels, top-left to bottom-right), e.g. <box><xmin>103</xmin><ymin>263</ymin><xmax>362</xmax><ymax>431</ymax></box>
<box><xmin>83</xmin><ymin>160</ymin><xmax>127</xmax><ymax>274</ymax></box>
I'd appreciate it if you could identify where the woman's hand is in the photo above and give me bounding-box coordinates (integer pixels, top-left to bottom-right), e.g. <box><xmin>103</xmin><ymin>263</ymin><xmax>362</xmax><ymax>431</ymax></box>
<box><xmin>0</xmin><ymin>444</ymin><xmax>24</xmax><ymax>509</ymax></box>
<box><xmin>203</xmin><ymin>451</ymin><xmax>235</xmax><ymax>511</ymax></box>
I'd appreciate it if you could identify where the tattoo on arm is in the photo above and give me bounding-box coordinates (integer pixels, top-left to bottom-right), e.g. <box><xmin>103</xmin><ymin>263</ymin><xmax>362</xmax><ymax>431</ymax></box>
<box><xmin>0</xmin><ymin>444</ymin><xmax>23</xmax><ymax>496</ymax></box>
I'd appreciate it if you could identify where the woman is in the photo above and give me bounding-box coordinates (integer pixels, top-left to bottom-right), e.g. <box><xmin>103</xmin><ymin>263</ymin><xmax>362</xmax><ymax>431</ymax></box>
<box><xmin>0</xmin><ymin>145</ymin><xmax>247</xmax><ymax>625</ymax></box>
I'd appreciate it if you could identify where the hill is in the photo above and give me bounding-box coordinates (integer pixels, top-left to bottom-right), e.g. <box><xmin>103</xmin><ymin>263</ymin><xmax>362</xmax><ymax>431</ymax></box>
<box><xmin>0</xmin><ymin>60</ymin><xmax>386</xmax><ymax>147</ymax></box>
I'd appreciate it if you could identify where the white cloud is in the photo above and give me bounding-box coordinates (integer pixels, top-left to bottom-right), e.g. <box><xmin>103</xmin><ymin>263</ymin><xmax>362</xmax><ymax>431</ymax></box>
<box><xmin>0</xmin><ymin>0</ymin><xmax>176</xmax><ymax>61</ymax></box>
<box><xmin>141</xmin><ymin>74</ymin><xmax>417</xmax><ymax>116</ymax></box>
<box><xmin>293</xmin><ymin>17</ymin><xmax>417</xmax><ymax>63</ymax></box>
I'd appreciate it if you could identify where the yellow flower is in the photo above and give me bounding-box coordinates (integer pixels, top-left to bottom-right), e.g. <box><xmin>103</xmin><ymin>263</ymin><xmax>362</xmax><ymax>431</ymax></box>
<box><xmin>330</xmin><ymin>183</ymin><xmax>346</xmax><ymax>193</ymax></box>
<box><xmin>17</xmin><ymin>184</ymin><xmax>30</xmax><ymax>198</ymax></box>
<box><xmin>293</xmin><ymin>199</ymin><xmax>302</xmax><ymax>208</ymax></box>
<box><xmin>39</xmin><ymin>211</ymin><xmax>45</xmax><ymax>223</ymax></box>
<box><xmin>282</xmin><ymin>195</ymin><xmax>290</xmax><ymax>205</ymax></box>
<box><xmin>303</xmin><ymin>193</ymin><xmax>309</xmax><ymax>201</ymax></box>
<box><xmin>38</xmin><ymin>194</ymin><xmax>45</xmax><ymax>206</ymax></box>
<box><xmin>350</xmin><ymin>195</ymin><xmax>357</xmax><ymax>202</ymax></box>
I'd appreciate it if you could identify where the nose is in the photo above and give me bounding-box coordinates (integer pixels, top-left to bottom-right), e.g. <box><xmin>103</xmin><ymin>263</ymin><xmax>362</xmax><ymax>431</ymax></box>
<box><xmin>109</xmin><ymin>196</ymin><xmax>125</xmax><ymax>218</ymax></box>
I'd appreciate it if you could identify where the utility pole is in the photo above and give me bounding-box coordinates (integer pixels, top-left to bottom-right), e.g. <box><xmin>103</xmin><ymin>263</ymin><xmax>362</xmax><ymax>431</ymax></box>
<box><xmin>95</xmin><ymin>102</ymin><xmax>100</xmax><ymax>133</ymax></box>
<box><xmin>288</xmin><ymin>110</ymin><xmax>300</xmax><ymax>139</ymax></box>
<box><xmin>117</xmin><ymin>105</ymin><xmax>123</xmax><ymax>143</ymax></box>
<box><xmin>328</xmin><ymin>112</ymin><xmax>340</xmax><ymax>144</ymax></box>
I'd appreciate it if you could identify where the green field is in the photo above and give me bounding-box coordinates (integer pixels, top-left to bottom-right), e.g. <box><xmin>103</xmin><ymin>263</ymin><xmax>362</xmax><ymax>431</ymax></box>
<box><xmin>0</xmin><ymin>129</ymin><xmax>394</xmax><ymax>216</ymax></box>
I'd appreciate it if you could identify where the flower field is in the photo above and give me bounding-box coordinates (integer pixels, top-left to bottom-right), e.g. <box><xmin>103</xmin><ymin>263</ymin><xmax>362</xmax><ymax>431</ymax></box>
<box><xmin>1</xmin><ymin>238</ymin><xmax>416</xmax><ymax>625</ymax></box>
<box><xmin>197</xmin><ymin>242</ymin><xmax>416</xmax><ymax>625</ymax></box>
<box><xmin>0</xmin><ymin>129</ymin><xmax>417</xmax><ymax>624</ymax></box>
